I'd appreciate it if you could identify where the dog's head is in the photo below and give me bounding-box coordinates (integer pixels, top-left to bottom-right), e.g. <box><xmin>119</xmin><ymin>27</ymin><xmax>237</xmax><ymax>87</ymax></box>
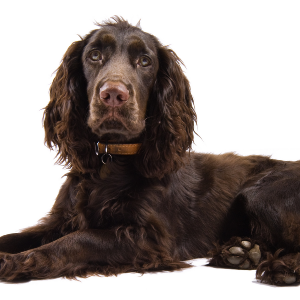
<box><xmin>83</xmin><ymin>21</ymin><xmax>159</xmax><ymax>142</ymax></box>
<box><xmin>44</xmin><ymin>17</ymin><xmax>196</xmax><ymax>178</ymax></box>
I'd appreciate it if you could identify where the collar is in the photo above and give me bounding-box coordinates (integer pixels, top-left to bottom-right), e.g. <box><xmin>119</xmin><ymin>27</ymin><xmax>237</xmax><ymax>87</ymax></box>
<box><xmin>95</xmin><ymin>142</ymin><xmax>142</xmax><ymax>156</ymax></box>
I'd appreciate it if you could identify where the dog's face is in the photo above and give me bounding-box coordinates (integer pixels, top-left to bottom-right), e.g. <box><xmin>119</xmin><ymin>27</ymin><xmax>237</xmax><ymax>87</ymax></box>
<box><xmin>82</xmin><ymin>25</ymin><xmax>159</xmax><ymax>142</ymax></box>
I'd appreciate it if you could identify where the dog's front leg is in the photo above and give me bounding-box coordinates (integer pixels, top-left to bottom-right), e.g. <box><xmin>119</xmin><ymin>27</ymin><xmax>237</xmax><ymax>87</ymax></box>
<box><xmin>0</xmin><ymin>229</ymin><xmax>135</xmax><ymax>280</ymax></box>
<box><xmin>0</xmin><ymin>228</ymin><xmax>182</xmax><ymax>281</ymax></box>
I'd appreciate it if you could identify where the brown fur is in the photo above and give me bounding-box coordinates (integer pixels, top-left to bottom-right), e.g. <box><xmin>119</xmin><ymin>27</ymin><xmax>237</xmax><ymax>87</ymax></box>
<box><xmin>0</xmin><ymin>17</ymin><xmax>300</xmax><ymax>285</ymax></box>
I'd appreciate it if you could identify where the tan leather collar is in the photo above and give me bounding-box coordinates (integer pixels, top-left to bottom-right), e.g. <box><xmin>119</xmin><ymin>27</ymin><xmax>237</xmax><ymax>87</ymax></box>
<box><xmin>96</xmin><ymin>142</ymin><xmax>141</xmax><ymax>155</ymax></box>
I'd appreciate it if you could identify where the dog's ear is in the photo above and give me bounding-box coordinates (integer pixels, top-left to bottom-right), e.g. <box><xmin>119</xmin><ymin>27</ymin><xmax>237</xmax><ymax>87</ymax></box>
<box><xmin>137</xmin><ymin>47</ymin><xmax>197</xmax><ymax>179</ymax></box>
<box><xmin>43</xmin><ymin>39</ymin><xmax>99</xmax><ymax>173</ymax></box>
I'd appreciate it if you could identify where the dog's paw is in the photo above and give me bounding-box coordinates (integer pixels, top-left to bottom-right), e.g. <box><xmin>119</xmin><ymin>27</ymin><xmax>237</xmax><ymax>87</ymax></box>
<box><xmin>0</xmin><ymin>250</ymin><xmax>46</xmax><ymax>281</ymax></box>
<box><xmin>208</xmin><ymin>237</ymin><xmax>262</xmax><ymax>270</ymax></box>
<box><xmin>226</xmin><ymin>241</ymin><xmax>261</xmax><ymax>269</ymax></box>
<box><xmin>256</xmin><ymin>251</ymin><xmax>300</xmax><ymax>286</ymax></box>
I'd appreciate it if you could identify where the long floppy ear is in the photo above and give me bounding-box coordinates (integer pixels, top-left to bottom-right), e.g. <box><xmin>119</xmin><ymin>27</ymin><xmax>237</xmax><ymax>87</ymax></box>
<box><xmin>43</xmin><ymin>38</ymin><xmax>99</xmax><ymax>173</ymax></box>
<box><xmin>137</xmin><ymin>47</ymin><xmax>197</xmax><ymax>179</ymax></box>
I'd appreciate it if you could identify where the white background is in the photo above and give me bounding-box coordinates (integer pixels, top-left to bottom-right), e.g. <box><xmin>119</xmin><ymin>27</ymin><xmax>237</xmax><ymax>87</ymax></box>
<box><xmin>0</xmin><ymin>0</ymin><xmax>300</xmax><ymax>298</ymax></box>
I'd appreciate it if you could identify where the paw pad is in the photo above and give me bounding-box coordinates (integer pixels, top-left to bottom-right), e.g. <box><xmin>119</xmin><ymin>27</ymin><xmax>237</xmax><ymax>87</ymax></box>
<box><xmin>283</xmin><ymin>275</ymin><xmax>297</xmax><ymax>285</ymax></box>
<box><xmin>249</xmin><ymin>244</ymin><xmax>261</xmax><ymax>265</ymax></box>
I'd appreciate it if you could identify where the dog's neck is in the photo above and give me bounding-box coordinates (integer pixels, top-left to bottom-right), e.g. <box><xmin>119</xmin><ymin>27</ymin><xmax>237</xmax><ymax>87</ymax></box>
<box><xmin>96</xmin><ymin>141</ymin><xmax>141</xmax><ymax>179</ymax></box>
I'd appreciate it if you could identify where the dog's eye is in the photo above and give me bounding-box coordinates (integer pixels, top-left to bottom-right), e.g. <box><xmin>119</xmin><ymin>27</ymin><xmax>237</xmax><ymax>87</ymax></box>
<box><xmin>138</xmin><ymin>56</ymin><xmax>151</xmax><ymax>67</ymax></box>
<box><xmin>89</xmin><ymin>50</ymin><xmax>102</xmax><ymax>61</ymax></box>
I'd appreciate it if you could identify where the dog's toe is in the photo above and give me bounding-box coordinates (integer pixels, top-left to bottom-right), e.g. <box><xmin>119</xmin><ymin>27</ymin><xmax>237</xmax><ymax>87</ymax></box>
<box><xmin>248</xmin><ymin>244</ymin><xmax>261</xmax><ymax>265</ymax></box>
<box><xmin>283</xmin><ymin>274</ymin><xmax>297</xmax><ymax>284</ymax></box>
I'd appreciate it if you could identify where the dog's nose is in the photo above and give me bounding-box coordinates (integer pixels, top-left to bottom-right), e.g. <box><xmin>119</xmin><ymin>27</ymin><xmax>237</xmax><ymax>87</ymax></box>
<box><xmin>99</xmin><ymin>82</ymin><xmax>129</xmax><ymax>107</ymax></box>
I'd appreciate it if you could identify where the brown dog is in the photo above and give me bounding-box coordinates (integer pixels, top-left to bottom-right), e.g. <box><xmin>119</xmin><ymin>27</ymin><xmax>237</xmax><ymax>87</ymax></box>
<box><xmin>0</xmin><ymin>17</ymin><xmax>299</xmax><ymax>285</ymax></box>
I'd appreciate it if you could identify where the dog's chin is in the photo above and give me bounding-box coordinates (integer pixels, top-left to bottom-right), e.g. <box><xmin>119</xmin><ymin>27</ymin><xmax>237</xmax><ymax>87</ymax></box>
<box><xmin>89</xmin><ymin>118</ymin><xmax>145</xmax><ymax>143</ymax></box>
<box><xmin>101</xmin><ymin>118</ymin><xmax>125</xmax><ymax>131</ymax></box>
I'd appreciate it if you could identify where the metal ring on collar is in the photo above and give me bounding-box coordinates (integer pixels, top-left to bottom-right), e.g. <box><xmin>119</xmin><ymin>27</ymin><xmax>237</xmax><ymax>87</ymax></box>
<box><xmin>101</xmin><ymin>153</ymin><xmax>112</xmax><ymax>164</ymax></box>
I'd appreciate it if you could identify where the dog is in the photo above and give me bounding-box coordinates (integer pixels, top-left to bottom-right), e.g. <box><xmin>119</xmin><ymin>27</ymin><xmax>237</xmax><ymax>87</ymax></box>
<box><xmin>0</xmin><ymin>16</ymin><xmax>299</xmax><ymax>285</ymax></box>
